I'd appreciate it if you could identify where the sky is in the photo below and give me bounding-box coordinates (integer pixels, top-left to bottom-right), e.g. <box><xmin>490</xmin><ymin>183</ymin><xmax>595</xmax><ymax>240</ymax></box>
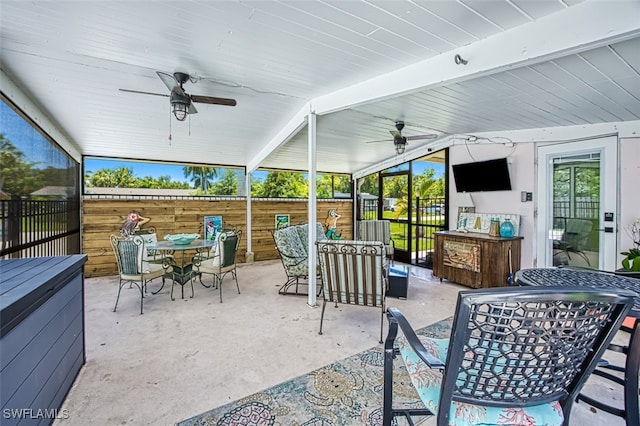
<box><xmin>1</xmin><ymin>102</ymin><xmax>72</xmax><ymax>169</ymax></box>
<box><xmin>84</xmin><ymin>158</ymin><xmax>444</xmax><ymax>184</ymax></box>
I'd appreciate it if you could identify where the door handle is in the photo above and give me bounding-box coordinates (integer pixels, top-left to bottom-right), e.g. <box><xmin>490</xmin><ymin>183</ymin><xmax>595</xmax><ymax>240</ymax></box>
<box><xmin>596</xmin><ymin>227</ymin><xmax>614</xmax><ymax>233</ymax></box>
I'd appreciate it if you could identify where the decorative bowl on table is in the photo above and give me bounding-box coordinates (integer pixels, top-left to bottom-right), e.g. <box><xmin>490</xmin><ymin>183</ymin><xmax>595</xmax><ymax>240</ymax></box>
<box><xmin>164</xmin><ymin>233</ymin><xmax>200</xmax><ymax>245</ymax></box>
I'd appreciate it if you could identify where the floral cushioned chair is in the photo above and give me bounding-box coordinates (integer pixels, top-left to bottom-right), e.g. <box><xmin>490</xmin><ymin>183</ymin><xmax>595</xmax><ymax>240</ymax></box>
<box><xmin>382</xmin><ymin>286</ymin><xmax>634</xmax><ymax>426</ymax></box>
<box><xmin>271</xmin><ymin>222</ymin><xmax>326</xmax><ymax>296</ymax></box>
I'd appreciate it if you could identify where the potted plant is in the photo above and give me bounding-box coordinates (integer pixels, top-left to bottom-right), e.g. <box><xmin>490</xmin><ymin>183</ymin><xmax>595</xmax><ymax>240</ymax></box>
<box><xmin>617</xmin><ymin>218</ymin><xmax>640</xmax><ymax>278</ymax></box>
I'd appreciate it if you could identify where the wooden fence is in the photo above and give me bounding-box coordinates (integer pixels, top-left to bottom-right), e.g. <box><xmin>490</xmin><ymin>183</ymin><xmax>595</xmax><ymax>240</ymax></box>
<box><xmin>82</xmin><ymin>198</ymin><xmax>353</xmax><ymax>277</ymax></box>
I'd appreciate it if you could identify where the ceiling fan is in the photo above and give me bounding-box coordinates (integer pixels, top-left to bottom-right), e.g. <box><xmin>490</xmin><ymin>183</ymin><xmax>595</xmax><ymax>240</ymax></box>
<box><xmin>120</xmin><ymin>71</ymin><xmax>237</xmax><ymax>121</ymax></box>
<box><xmin>366</xmin><ymin>121</ymin><xmax>438</xmax><ymax>154</ymax></box>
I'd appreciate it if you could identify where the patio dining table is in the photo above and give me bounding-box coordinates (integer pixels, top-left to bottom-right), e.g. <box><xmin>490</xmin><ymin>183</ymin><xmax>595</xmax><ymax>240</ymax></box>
<box><xmin>515</xmin><ymin>267</ymin><xmax>639</xmax><ymax>426</ymax></box>
<box><xmin>146</xmin><ymin>239</ymin><xmax>216</xmax><ymax>300</ymax></box>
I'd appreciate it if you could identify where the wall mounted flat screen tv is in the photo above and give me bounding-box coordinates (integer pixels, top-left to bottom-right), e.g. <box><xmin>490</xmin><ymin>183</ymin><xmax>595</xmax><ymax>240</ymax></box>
<box><xmin>452</xmin><ymin>158</ymin><xmax>512</xmax><ymax>192</ymax></box>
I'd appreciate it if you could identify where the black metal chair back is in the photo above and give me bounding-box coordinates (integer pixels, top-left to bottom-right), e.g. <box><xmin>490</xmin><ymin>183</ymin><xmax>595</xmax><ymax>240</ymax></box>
<box><xmin>383</xmin><ymin>286</ymin><xmax>635</xmax><ymax>425</ymax></box>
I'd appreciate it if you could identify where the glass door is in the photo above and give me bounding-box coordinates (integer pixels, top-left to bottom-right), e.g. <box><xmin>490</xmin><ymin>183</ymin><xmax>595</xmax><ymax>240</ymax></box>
<box><xmin>536</xmin><ymin>136</ymin><xmax>618</xmax><ymax>270</ymax></box>
<box><xmin>381</xmin><ymin>169</ymin><xmax>410</xmax><ymax>263</ymax></box>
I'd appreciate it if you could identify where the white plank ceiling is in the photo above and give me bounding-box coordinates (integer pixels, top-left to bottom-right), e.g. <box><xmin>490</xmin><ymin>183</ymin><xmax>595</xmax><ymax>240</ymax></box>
<box><xmin>1</xmin><ymin>0</ymin><xmax>639</xmax><ymax>176</ymax></box>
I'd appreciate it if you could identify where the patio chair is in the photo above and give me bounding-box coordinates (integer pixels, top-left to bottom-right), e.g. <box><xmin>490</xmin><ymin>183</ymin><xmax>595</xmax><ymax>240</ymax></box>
<box><xmin>193</xmin><ymin>229</ymin><xmax>242</xmax><ymax>302</ymax></box>
<box><xmin>383</xmin><ymin>286</ymin><xmax>634</xmax><ymax>426</ymax></box>
<box><xmin>316</xmin><ymin>239</ymin><xmax>387</xmax><ymax>343</ymax></box>
<box><xmin>110</xmin><ymin>234</ymin><xmax>172</xmax><ymax>314</ymax></box>
<box><xmin>555</xmin><ymin>265</ymin><xmax>640</xmax><ymax>426</ymax></box>
<box><xmin>358</xmin><ymin>220</ymin><xmax>394</xmax><ymax>264</ymax></box>
<box><xmin>271</xmin><ymin>222</ymin><xmax>326</xmax><ymax>296</ymax></box>
<box><xmin>553</xmin><ymin>218</ymin><xmax>593</xmax><ymax>266</ymax></box>
<box><xmin>136</xmin><ymin>227</ymin><xmax>175</xmax><ymax>265</ymax></box>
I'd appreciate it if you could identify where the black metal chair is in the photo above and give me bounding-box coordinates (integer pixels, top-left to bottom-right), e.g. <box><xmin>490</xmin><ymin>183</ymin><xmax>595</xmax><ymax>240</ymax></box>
<box><xmin>383</xmin><ymin>286</ymin><xmax>634</xmax><ymax>426</ymax></box>
<box><xmin>554</xmin><ymin>265</ymin><xmax>639</xmax><ymax>426</ymax></box>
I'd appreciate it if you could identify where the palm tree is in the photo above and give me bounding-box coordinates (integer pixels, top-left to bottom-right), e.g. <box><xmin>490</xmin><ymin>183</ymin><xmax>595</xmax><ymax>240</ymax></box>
<box><xmin>183</xmin><ymin>166</ymin><xmax>217</xmax><ymax>192</ymax></box>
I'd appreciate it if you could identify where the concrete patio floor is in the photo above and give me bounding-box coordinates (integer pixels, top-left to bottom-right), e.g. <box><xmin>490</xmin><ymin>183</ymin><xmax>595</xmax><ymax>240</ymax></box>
<box><xmin>54</xmin><ymin>260</ymin><xmax>629</xmax><ymax>425</ymax></box>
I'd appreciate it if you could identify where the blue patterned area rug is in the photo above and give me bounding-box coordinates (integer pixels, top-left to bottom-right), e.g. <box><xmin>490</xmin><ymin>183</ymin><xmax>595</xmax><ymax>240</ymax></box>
<box><xmin>176</xmin><ymin>317</ymin><xmax>453</xmax><ymax>426</ymax></box>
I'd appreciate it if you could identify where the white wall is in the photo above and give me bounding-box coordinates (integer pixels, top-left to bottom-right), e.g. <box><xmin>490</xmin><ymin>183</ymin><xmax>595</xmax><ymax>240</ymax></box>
<box><xmin>619</xmin><ymin>138</ymin><xmax>640</xmax><ymax>267</ymax></box>
<box><xmin>449</xmin><ymin>135</ymin><xmax>639</xmax><ymax>270</ymax></box>
<box><xmin>449</xmin><ymin>142</ymin><xmax>536</xmax><ymax>267</ymax></box>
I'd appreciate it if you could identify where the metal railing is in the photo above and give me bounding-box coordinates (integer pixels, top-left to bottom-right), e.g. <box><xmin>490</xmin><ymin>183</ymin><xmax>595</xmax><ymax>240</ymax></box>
<box><xmin>414</xmin><ymin>196</ymin><xmax>446</xmax><ymax>267</ymax></box>
<box><xmin>357</xmin><ymin>195</ymin><xmax>446</xmax><ymax>268</ymax></box>
<box><xmin>553</xmin><ymin>198</ymin><xmax>599</xmax><ymax>220</ymax></box>
<box><xmin>359</xmin><ymin>198</ymin><xmax>379</xmax><ymax>220</ymax></box>
<box><xmin>1</xmin><ymin>197</ymin><xmax>81</xmax><ymax>259</ymax></box>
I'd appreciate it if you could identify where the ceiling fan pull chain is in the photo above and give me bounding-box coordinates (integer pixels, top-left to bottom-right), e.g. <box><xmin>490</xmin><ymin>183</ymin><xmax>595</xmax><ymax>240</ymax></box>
<box><xmin>168</xmin><ymin>107</ymin><xmax>172</xmax><ymax>145</ymax></box>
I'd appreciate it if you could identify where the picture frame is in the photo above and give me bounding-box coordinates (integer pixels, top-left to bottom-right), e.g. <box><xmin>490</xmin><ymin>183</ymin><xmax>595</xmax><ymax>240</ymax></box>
<box><xmin>443</xmin><ymin>240</ymin><xmax>481</xmax><ymax>272</ymax></box>
<box><xmin>204</xmin><ymin>215</ymin><xmax>223</xmax><ymax>240</ymax></box>
<box><xmin>275</xmin><ymin>214</ymin><xmax>290</xmax><ymax>230</ymax></box>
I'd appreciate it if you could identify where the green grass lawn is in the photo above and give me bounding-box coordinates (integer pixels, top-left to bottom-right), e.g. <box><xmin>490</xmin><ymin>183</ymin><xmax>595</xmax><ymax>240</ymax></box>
<box><xmin>360</xmin><ymin>214</ymin><xmax>444</xmax><ymax>252</ymax></box>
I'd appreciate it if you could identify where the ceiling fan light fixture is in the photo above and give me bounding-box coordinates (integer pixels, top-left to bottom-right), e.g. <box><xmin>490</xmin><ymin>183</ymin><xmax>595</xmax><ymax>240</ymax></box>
<box><xmin>172</xmin><ymin>102</ymin><xmax>188</xmax><ymax>121</ymax></box>
<box><xmin>170</xmin><ymin>88</ymin><xmax>192</xmax><ymax>121</ymax></box>
<box><xmin>394</xmin><ymin>137</ymin><xmax>406</xmax><ymax>154</ymax></box>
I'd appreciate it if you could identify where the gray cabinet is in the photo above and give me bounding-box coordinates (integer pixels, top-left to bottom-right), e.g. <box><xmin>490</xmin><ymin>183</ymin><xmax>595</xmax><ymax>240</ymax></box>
<box><xmin>1</xmin><ymin>255</ymin><xmax>87</xmax><ymax>425</ymax></box>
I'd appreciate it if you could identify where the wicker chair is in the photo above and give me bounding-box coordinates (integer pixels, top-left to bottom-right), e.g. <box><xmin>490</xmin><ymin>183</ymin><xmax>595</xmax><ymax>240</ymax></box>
<box><xmin>383</xmin><ymin>286</ymin><xmax>634</xmax><ymax>426</ymax></box>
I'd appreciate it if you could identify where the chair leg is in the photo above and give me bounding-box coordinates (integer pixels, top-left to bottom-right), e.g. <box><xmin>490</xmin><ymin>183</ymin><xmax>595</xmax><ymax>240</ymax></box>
<box><xmin>198</xmin><ymin>273</ymin><xmax>212</xmax><ymax>288</ymax></box>
<box><xmin>379</xmin><ymin>308</ymin><xmax>384</xmax><ymax>344</ymax></box>
<box><xmin>319</xmin><ymin>300</ymin><xmax>328</xmax><ymax>335</ymax></box>
<box><xmin>576</xmin><ymin>250</ymin><xmax>591</xmax><ymax>266</ymax></box>
<box><xmin>139</xmin><ymin>281</ymin><xmax>144</xmax><ymax>315</ymax></box>
<box><xmin>233</xmin><ymin>269</ymin><xmax>240</xmax><ymax>295</ymax></box>
<box><xmin>625</xmin><ymin>321</ymin><xmax>640</xmax><ymax>426</ymax></box>
<box><xmin>152</xmin><ymin>276</ymin><xmax>167</xmax><ymax>294</ymax></box>
<box><xmin>113</xmin><ymin>281</ymin><xmax>124</xmax><ymax>312</ymax></box>
<box><xmin>218</xmin><ymin>274</ymin><xmax>223</xmax><ymax>303</ymax></box>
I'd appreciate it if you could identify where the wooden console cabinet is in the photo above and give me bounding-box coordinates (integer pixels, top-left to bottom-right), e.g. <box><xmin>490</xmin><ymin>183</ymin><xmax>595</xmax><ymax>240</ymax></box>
<box><xmin>434</xmin><ymin>231</ymin><xmax>522</xmax><ymax>288</ymax></box>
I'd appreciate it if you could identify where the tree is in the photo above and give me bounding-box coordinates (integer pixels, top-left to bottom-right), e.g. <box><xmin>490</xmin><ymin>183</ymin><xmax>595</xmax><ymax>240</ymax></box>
<box><xmin>85</xmin><ymin>167</ymin><xmax>137</xmax><ymax>187</ymax></box>
<box><xmin>0</xmin><ymin>135</ymin><xmax>39</xmax><ymax>196</ymax></box>
<box><xmin>359</xmin><ymin>174</ymin><xmax>378</xmax><ymax>196</ymax></box>
<box><xmin>250</xmin><ymin>180</ymin><xmax>265</xmax><ymax>197</ymax></box>
<box><xmin>256</xmin><ymin>171</ymin><xmax>308</xmax><ymax>197</ymax></box>
<box><xmin>183</xmin><ymin>166</ymin><xmax>217</xmax><ymax>191</ymax></box>
<box><xmin>316</xmin><ymin>175</ymin><xmax>333</xmax><ymax>198</ymax></box>
<box><xmin>211</xmin><ymin>169</ymin><xmax>238</xmax><ymax>195</ymax></box>
<box><xmin>334</xmin><ymin>175</ymin><xmax>352</xmax><ymax>195</ymax></box>
<box><xmin>383</xmin><ymin>175</ymin><xmax>407</xmax><ymax>200</ymax></box>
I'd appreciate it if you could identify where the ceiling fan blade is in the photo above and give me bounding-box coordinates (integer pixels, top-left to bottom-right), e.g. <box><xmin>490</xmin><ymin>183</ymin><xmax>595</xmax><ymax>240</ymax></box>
<box><xmin>406</xmin><ymin>134</ymin><xmax>439</xmax><ymax>141</ymax></box>
<box><xmin>187</xmin><ymin>102</ymin><xmax>198</xmax><ymax>114</ymax></box>
<box><xmin>156</xmin><ymin>71</ymin><xmax>185</xmax><ymax>95</ymax></box>
<box><xmin>389</xmin><ymin>130</ymin><xmax>401</xmax><ymax>138</ymax></box>
<box><xmin>365</xmin><ymin>139</ymin><xmax>392</xmax><ymax>144</ymax></box>
<box><xmin>119</xmin><ymin>88</ymin><xmax>169</xmax><ymax>98</ymax></box>
<box><xmin>191</xmin><ymin>94</ymin><xmax>237</xmax><ymax>107</ymax></box>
